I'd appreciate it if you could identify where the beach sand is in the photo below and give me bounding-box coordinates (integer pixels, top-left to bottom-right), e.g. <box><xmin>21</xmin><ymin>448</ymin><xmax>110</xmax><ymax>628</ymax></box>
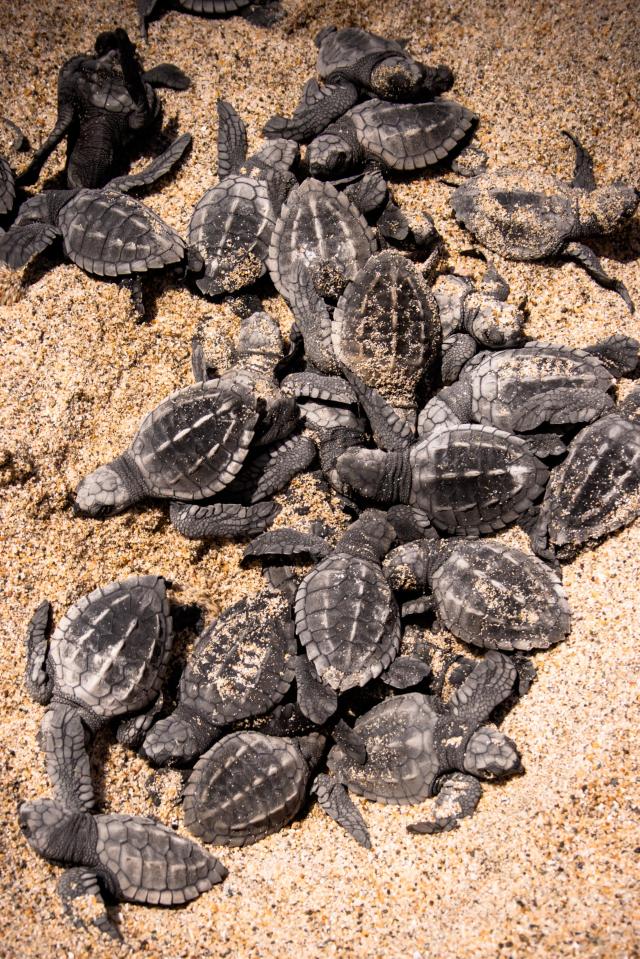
<box><xmin>0</xmin><ymin>1</ymin><xmax>638</xmax><ymax>956</ymax></box>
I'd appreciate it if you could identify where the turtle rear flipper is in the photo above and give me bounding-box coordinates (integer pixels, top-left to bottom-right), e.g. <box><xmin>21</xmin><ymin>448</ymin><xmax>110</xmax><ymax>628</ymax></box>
<box><xmin>58</xmin><ymin>868</ymin><xmax>121</xmax><ymax>940</ymax></box>
<box><xmin>407</xmin><ymin>772</ymin><xmax>482</xmax><ymax>834</ymax></box>
<box><xmin>142</xmin><ymin>63</ymin><xmax>191</xmax><ymax>90</ymax></box>
<box><xmin>25</xmin><ymin>600</ymin><xmax>53</xmax><ymax>704</ymax></box>
<box><xmin>217</xmin><ymin>100</ymin><xmax>248</xmax><ymax>179</ymax></box>
<box><xmin>41</xmin><ymin>704</ymin><xmax>95</xmax><ymax>812</ymax></box>
<box><xmin>563</xmin><ymin>241</ymin><xmax>634</xmax><ymax>313</ymax></box>
<box><xmin>448</xmin><ymin>650</ymin><xmax>517</xmax><ymax>727</ymax></box>
<box><xmin>0</xmin><ymin>222</ymin><xmax>60</xmax><ymax>269</ymax></box>
<box><xmin>511</xmin><ymin>386</ymin><xmax>614</xmax><ymax>432</ymax></box>
<box><xmin>264</xmin><ymin>79</ymin><xmax>359</xmax><ymax>143</ymax></box>
<box><xmin>313</xmin><ymin>774</ymin><xmax>372</xmax><ymax>849</ymax></box>
<box><xmin>170</xmin><ymin>500</ymin><xmax>279</xmax><ymax>540</ymax></box>
<box><xmin>110</xmin><ymin>134</ymin><xmax>192</xmax><ymax>194</ymax></box>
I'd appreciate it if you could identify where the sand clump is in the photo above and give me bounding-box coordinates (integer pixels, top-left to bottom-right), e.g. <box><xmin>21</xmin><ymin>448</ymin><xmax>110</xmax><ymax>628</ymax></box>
<box><xmin>1</xmin><ymin>1</ymin><xmax>639</xmax><ymax>958</ymax></box>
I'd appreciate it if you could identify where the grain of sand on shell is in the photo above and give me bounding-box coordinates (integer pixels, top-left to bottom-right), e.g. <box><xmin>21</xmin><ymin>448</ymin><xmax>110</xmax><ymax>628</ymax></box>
<box><xmin>1</xmin><ymin>1</ymin><xmax>639</xmax><ymax>957</ymax></box>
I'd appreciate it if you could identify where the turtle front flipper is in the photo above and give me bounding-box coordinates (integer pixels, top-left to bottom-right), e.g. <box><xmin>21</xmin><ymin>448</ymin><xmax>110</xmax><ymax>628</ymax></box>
<box><xmin>563</xmin><ymin>241</ymin><xmax>634</xmax><ymax>313</ymax></box>
<box><xmin>170</xmin><ymin>500</ymin><xmax>280</xmax><ymax>540</ymax></box>
<box><xmin>217</xmin><ymin>100</ymin><xmax>248</xmax><ymax>179</ymax></box>
<box><xmin>407</xmin><ymin>772</ymin><xmax>482</xmax><ymax>834</ymax></box>
<box><xmin>137</xmin><ymin>0</ymin><xmax>160</xmax><ymax>41</ymax></box>
<box><xmin>116</xmin><ymin>694</ymin><xmax>165</xmax><ymax>750</ymax></box>
<box><xmin>313</xmin><ymin>774</ymin><xmax>372</xmax><ymax>849</ymax></box>
<box><xmin>41</xmin><ymin>704</ymin><xmax>96</xmax><ymax>811</ymax></box>
<box><xmin>0</xmin><ymin>223</ymin><xmax>61</xmax><ymax>270</ymax></box>
<box><xmin>380</xmin><ymin>655</ymin><xmax>431</xmax><ymax>689</ymax></box>
<box><xmin>264</xmin><ymin>79</ymin><xmax>359</xmax><ymax>143</ymax></box>
<box><xmin>25</xmin><ymin>600</ymin><xmax>53</xmax><ymax>705</ymax></box>
<box><xmin>562</xmin><ymin>130</ymin><xmax>596</xmax><ymax>192</ymax></box>
<box><xmin>142</xmin><ymin>63</ymin><xmax>191</xmax><ymax>90</ymax></box>
<box><xmin>510</xmin><ymin>386</ymin><xmax>614</xmax><ymax>432</ymax></box>
<box><xmin>583</xmin><ymin>334</ymin><xmax>640</xmax><ymax>377</ymax></box>
<box><xmin>0</xmin><ymin>156</ymin><xmax>16</xmax><ymax>216</ymax></box>
<box><xmin>58</xmin><ymin>867</ymin><xmax>121</xmax><ymax>940</ymax></box>
<box><xmin>342</xmin><ymin>370</ymin><xmax>415</xmax><ymax>451</ymax></box>
<box><xmin>109</xmin><ymin>134</ymin><xmax>192</xmax><ymax>194</ymax></box>
<box><xmin>448</xmin><ymin>651</ymin><xmax>518</xmax><ymax>728</ymax></box>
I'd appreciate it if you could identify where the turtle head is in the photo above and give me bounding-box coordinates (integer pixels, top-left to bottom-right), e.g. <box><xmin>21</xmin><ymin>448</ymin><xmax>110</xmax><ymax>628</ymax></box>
<box><xmin>142</xmin><ymin>712</ymin><xmax>216</xmax><ymax>766</ymax></box>
<box><xmin>235</xmin><ymin>312</ymin><xmax>284</xmax><ymax>365</ymax></box>
<box><xmin>383</xmin><ymin>539</ymin><xmax>441</xmax><ymax>592</ymax></box>
<box><xmin>74</xmin><ymin>456</ymin><xmax>141</xmax><ymax>517</ymax></box>
<box><xmin>336</xmin><ymin>447</ymin><xmax>410</xmax><ymax>504</ymax></box>
<box><xmin>370</xmin><ymin>55</ymin><xmax>425</xmax><ymax>98</ymax></box>
<box><xmin>18</xmin><ymin>799</ymin><xmax>70</xmax><ymax>860</ymax></box>
<box><xmin>464</xmin><ymin>293</ymin><xmax>525</xmax><ymax>349</ymax></box>
<box><xmin>338</xmin><ymin>508</ymin><xmax>396</xmax><ymax>561</ymax></box>
<box><xmin>577</xmin><ymin>183</ymin><xmax>639</xmax><ymax>235</ymax></box>
<box><xmin>463</xmin><ymin>725</ymin><xmax>522</xmax><ymax>779</ymax></box>
<box><xmin>307</xmin><ymin>131</ymin><xmax>357</xmax><ymax>179</ymax></box>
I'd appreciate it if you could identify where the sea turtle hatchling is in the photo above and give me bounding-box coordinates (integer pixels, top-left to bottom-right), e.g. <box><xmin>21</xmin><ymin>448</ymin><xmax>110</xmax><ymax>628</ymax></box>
<box><xmin>384</xmin><ymin>537</ymin><xmax>571</xmax><ymax>651</ymax></box>
<box><xmin>141</xmin><ymin>587</ymin><xmax>296</xmax><ymax>765</ymax></box>
<box><xmin>328</xmin><ymin>650</ymin><xmax>521</xmax><ymax>833</ymax></box>
<box><xmin>336</xmin><ymin>425</ymin><xmax>549</xmax><ymax>535</ymax></box>
<box><xmin>19</xmin><ymin>28</ymin><xmax>190</xmax><ymax>190</ymax></box>
<box><xmin>25</xmin><ymin>576</ymin><xmax>173</xmax><ymax>812</ymax></box>
<box><xmin>451</xmin><ymin>131</ymin><xmax>639</xmax><ymax>311</ymax></box>
<box><xmin>137</xmin><ymin>0</ymin><xmax>279</xmax><ymax>42</ymax></box>
<box><xmin>18</xmin><ymin>799</ymin><xmax>226</xmax><ymax>938</ymax></box>
<box><xmin>188</xmin><ymin>101</ymin><xmax>299</xmax><ymax>297</ymax></box>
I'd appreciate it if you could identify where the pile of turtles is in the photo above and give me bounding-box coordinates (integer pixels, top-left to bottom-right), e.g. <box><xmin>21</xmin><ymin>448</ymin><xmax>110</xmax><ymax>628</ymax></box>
<box><xmin>6</xmin><ymin>19</ymin><xmax>640</xmax><ymax>942</ymax></box>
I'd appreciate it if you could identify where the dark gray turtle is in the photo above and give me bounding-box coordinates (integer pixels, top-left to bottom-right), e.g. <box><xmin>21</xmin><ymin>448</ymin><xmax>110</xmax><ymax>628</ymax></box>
<box><xmin>307</xmin><ymin>98</ymin><xmax>476</xmax><ymax>179</ymax></box>
<box><xmin>0</xmin><ymin>134</ymin><xmax>190</xmax><ymax>317</ymax></box>
<box><xmin>19</xmin><ymin>28</ymin><xmax>189</xmax><ymax>189</ymax></box>
<box><xmin>451</xmin><ymin>132</ymin><xmax>639</xmax><ymax>311</ymax></box>
<box><xmin>384</xmin><ymin>538</ymin><xmax>571</xmax><ymax>651</ymax></box>
<box><xmin>141</xmin><ymin>588</ymin><xmax>296</xmax><ymax>765</ymax></box>
<box><xmin>264</xmin><ymin>27</ymin><xmax>453</xmax><ymax>143</ymax></box>
<box><xmin>19</xmin><ymin>799</ymin><xmax>226</xmax><ymax>938</ymax></box>
<box><xmin>183</xmin><ymin>731</ymin><xmax>324</xmax><ymax>845</ymax></box>
<box><xmin>328</xmin><ymin>650</ymin><xmax>521</xmax><ymax>833</ymax></box>
<box><xmin>137</xmin><ymin>0</ymin><xmax>279</xmax><ymax>42</ymax></box>
<box><xmin>188</xmin><ymin>101</ymin><xmax>298</xmax><ymax>297</ymax></box>
<box><xmin>25</xmin><ymin>576</ymin><xmax>172</xmax><ymax>811</ymax></box>
<box><xmin>532</xmin><ymin>388</ymin><xmax>640</xmax><ymax>560</ymax></box>
<box><xmin>74</xmin><ymin>379</ymin><xmax>258</xmax><ymax>517</ymax></box>
<box><xmin>332</xmin><ymin>250</ymin><xmax>441</xmax><ymax>424</ymax></box>
<box><xmin>418</xmin><ymin>341</ymin><xmax>623</xmax><ymax>437</ymax></box>
<box><xmin>336</xmin><ymin>425</ymin><xmax>549</xmax><ymax>535</ymax></box>
<box><xmin>0</xmin><ymin>155</ymin><xmax>16</xmax><ymax>217</ymax></box>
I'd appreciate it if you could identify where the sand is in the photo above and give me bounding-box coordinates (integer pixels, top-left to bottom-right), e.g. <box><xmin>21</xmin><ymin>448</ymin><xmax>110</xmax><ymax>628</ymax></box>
<box><xmin>1</xmin><ymin>1</ymin><xmax>639</xmax><ymax>957</ymax></box>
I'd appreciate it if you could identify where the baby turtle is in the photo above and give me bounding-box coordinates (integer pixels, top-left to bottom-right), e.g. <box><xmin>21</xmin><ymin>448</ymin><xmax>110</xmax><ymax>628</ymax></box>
<box><xmin>183</xmin><ymin>731</ymin><xmax>324</xmax><ymax>845</ymax></box>
<box><xmin>451</xmin><ymin>132</ymin><xmax>639</xmax><ymax>311</ymax></box>
<box><xmin>532</xmin><ymin>388</ymin><xmax>640</xmax><ymax>560</ymax></box>
<box><xmin>307</xmin><ymin>98</ymin><xmax>476</xmax><ymax>179</ymax></box>
<box><xmin>25</xmin><ymin>576</ymin><xmax>172</xmax><ymax>811</ymax></box>
<box><xmin>137</xmin><ymin>0</ymin><xmax>278</xmax><ymax>42</ymax></box>
<box><xmin>337</xmin><ymin>425</ymin><xmax>549</xmax><ymax>535</ymax></box>
<box><xmin>19</xmin><ymin>28</ymin><xmax>189</xmax><ymax>189</ymax></box>
<box><xmin>19</xmin><ymin>799</ymin><xmax>226</xmax><ymax>938</ymax></box>
<box><xmin>434</xmin><ymin>263</ymin><xmax>526</xmax><ymax>349</ymax></box>
<box><xmin>141</xmin><ymin>588</ymin><xmax>296</xmax><ymax>765</ymax></box>
<box><xmin>0</xmin><ymin>135</ymin><xmax>190</xmax><ymax>318</ymax></box>
<box><xmin>328</xmin><ymin>651</ymin><xmax>521</xmax><ymax>832</ymax></box>
<box><xmin>384</xmin><ymin>538</ymin><xmax>571</xmax><ymax>651</ymax></box>
<box><xmin>74</xmin><ymin>378</ymin><xmax>258</xmax><ymax>517</ymax></box>
<box><xmin>188</xmin><ymin>101</ymin><xmax>298</xmax><ymax>297</ymax></box>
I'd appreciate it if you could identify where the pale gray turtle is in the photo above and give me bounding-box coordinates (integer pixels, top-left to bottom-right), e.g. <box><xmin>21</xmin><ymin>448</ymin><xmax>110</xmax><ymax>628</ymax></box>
<box><xmin>0</xmin><ymin>156</ymin><xmax>16</xmax><ymax>217</ymax></box>
<box><xmin>384</xmin><ymin>538</ymin><xmax>571</xmax><ymax>651</ymax></box>
<box><xmin>307</xmin><ymin>98</ymin><xmax>476</xmax><ymax>179</ymax></box>
<box><xmin>332</xmin><ymin>250</ymin><xmax>442</xmax><ymax>424</ymax></box>
<box><xmin>188</xmin><ymin>101</ymin><xmax>299</xmax><ymax>297</ymax></box>
<box><xmin>336</xmin><ymin>425</ymin><xmax>549</xmax><ymax>535</ymax></box>
<box><xmin>19</xmin><ymin>29</ymin><xmax>190</xmax><ymax>189</ymax></box>
<box><xmin>74</xmin><ymin>378</ymin><xmax>258</xmax><ymax>517</ymax></box>
<box><xmin>264</xmin><ymin>27</ymin><xmax>453</xmax><ymax>143</ymax></box>
<box><xmin>19</xmin><ymin>799</ymin><xmax>226</xmax><ymax>938</ymax></box>
<box><xmin>451</xmin><ymin>132</ymin><xmax>639</xmax><ymax>311</ymax></box>
<box><xmin>532</xmin><ymin>388</ymin><xmax>640</xmax><ymax>560</ymax></box>
<box><xmin>0</xmin><ymin>134</ymin><xmax>190</xmax><ymax>318</ymax></box>
<box><xmin>25</xmin><ymin>576</ymin><xmax>173</xmax><ymax>812</ymax></box>
<box><xmin>417</xmin><ymin>341</ymin><xmax>625</xmax><ymax>437</ymax></box>
<box><xmin>141</xmin><ymin>588</ymin><xmax>296</xmax><ymax>765</ymax></box>
<box><xmin>327</xmin><ymin>651</ymin><xmax>521</xmax><ymax>833</ymax></box>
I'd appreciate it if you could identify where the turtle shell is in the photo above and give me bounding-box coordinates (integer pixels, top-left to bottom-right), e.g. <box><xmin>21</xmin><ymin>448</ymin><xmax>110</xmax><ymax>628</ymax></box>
<box><xmin>332</xmin><ymin>250</ymin><xmax>441</xmax><ymax>412</ymax></box>
<box><xmin>0</xmin><ymin>156</ymin><xmax>15</xmax><ymax>216</ymax></box>
<box><xmin>463</xmin><ymin>343</ymin><xmax>615</xmax><ymax>432</ymax></box>
<box><xmin>267</xmin><ymin>178</ymin><xmax>377</xmax><ymax>304</ymax></box>
<box><xmin>294</xmin><ymin>552</ymin><xmax>400</xmax><ymax>692</ymax></box>
<box><xmin>327</xmin><ymin>693</ymin><xmax>440</xmax><ymax>804</ymax></box>
<box><xmin>188</xmin><ymin>175</ymin><xmax>276</xmax><ymax>296</ymax></box>
<box><xmin>177</xmin><ymin>0</ymin><xmax>251</xmax><ymax>12</ymax></box>
<box><xmin>48</xmin><ymin>576</ymin><xmax>171</xmax><ymax>718</ymax></box>
<box><xmin>58</xmin><ymin>188</ymin><xmax>185</xmax><ymax>276</ymax></box>
<box><xmin>542</xmin><ymin>412</ymin><xmax>640</xmax><ymax>552</ymax></box>
<box><xmin>94</xmin><ymin>813</ymin><xmax>226</xmax><ymax>904</ymax></box>
<box><xmin>177</xmin><ymin>590</ymin><xmax>296</xmax><ymax>725</ymax></box>
<box><xmin>128</xmin><ymin>380</ymin><xmax>258</xmax><ymax>500</ymax></box>
<box><xmin>317</xmin><ymin>27</ymin><xmax>408</xmax><ymax>79</ymax></box>
<box><xmin>347</xmin><ymin>99</ymin><xmax>476</xmax><ymax>172</ymax></box>
<box><xmin>408</xmin><ymin>425</ymin><xmax>549</xmax><ymax>534</ymax></box>
<box><xmin>451</xmin><ymin>171</ymin><xmax>578</xmax><ymax>260</ymax></box>
<box><xmin>431</xmin><ymin>540</ymin><xmax>571</xmax><ymax>651</ymax></box>
<box><xmin>183</xmin><ymin>732</ymin><xmax>312</xmax><ymax>845</ymax></box>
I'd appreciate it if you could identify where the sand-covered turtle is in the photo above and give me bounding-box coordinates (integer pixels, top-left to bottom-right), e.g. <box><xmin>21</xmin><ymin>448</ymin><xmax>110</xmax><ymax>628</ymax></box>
<box><xmin>0</xmin><ymin>134</ymin><xmax>190</xmax><ymax>317</ymax></box>
<box><xmin>451</xmin><ymin>132</ymin><xmax>639</xmax><ymax>310</ymax></box>
<box><xmin>25</xmin><ymin>576</ymin><xmax>173</xmax><ymax>811</ymax></box>
<box><xmin>19</xmin><ymin>799</ymin><xmax>226</xmax><ymax>938</ymax></box>
<box><xmin>384</xmin><ymin>538</ymin><xmax>571</xmax><ymax>651</ymax></box>
<box><xmin>19</xmin><ymin>28</ymin><xmax>189</xmax><ymax>189</ymax></box>
<box><xmin>141</xmin><ymin>588</ymin><xmax>296</xmax><ymax>765</ymax></box>
<box><xmin>328</xmin><ymin>651</ymin><xmax>521</xmax><ymax>832</ymax></box>
<box><xmin>264</xmin><ymin>26</ymin><xmax>453</xmax><ymax>143</ymax></box>
<box><xmin>188</xmin><ymin>101</ymin><xmax>299</xmax><ymax>297</ymax></box>
<box><xmin>532</xmin><ymin>388</ymin><xmax>640</xmax><ymax>559</ymax></box>
<box><xmin>337</xmin><ymin>425</ymin><xmax>548</xmax><ymax>535</ymax></box>
<box><xmin>307</xmin><ymin>98</ymin><xmax>476</xmax><ymax>179</ymax></box>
